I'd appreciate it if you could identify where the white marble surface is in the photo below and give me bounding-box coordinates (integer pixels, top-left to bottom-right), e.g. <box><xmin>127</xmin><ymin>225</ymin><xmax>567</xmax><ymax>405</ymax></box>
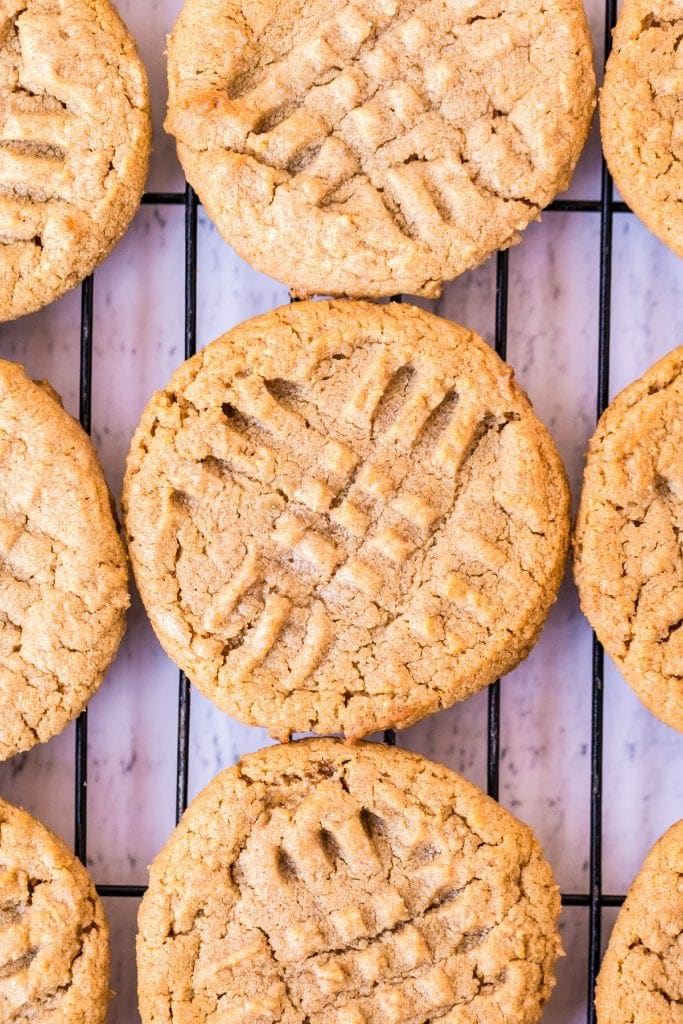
<box><xmin>0</xmin><ymin>1</ymin><xmax>681</xmax><ymax>1021</ymax></box>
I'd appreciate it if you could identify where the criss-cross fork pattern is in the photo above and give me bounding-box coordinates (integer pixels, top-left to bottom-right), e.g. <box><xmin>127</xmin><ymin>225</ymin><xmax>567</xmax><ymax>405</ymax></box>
<box><xmin>71</xmin><ymin>3</ymin><xmax>623</xmax><ymax>1021</ymax></box>
<box><xmin>0</xmin><ymin>11</ymin><xmax>75</xmax><ymax>250</ymax></box>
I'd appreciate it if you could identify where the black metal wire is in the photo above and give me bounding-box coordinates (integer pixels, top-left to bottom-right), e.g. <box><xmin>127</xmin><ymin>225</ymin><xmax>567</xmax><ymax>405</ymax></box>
<box><xmin>175</xmin><ymin>184</ymin><xmax>198</xmax><ymax>826</ymax></box>
<box><xmin>563</xmin><ymin>893</ymin><xmax>624</xmax><ymax>908</ymax></box>
<box><xmin>74</xmin><ymin>274</ymin><xmax>94</xmax><ymax>865</ymax></box>
<box><xmin>141</xmin><ymin>192</ymin><xmax>186</xmax><ymax>206</ymax></box>
<box><xmin>89</xmin><ymin>16</ymin><xmax>631</xmax><ymax>1020</ymax></box>
<box><xmin>141</xmin><ymin>192</ymin><xmax>633</xmax><ymax>216</ymax></box>
<box><xmin>587</xmin><ymin>4</ymin><xmax>617</xmax><ymax>1020</ymax></box>
<box><xmin>93</xmin><ymin>883</ymin><xmax>628</xmax><ymax>905</ymax></box>
<box><xmin>97</xmin><ymin>884</ymin><xmax>148</xmax><ymax>898</ymax></box>
<box><xmin>485</xmin><ymin>251</ymin><xmax>509</xmax><ymax>801</ymax></box>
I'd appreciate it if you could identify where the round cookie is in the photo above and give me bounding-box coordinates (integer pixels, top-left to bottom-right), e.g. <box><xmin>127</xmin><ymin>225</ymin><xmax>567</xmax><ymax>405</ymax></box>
<box><xmin>0</xmin><ymin>0</ymin><xmax>151</xmax><ymax>321</ymax></box>
<box><xmin>123</xmin><ymin>300</ymin><xmax>570</xmax><ymax>740</ymax></box>
<box><xmin>137</xmin><ymin>739</ymin><xmax>563</xmax><ymax>1024</ymax></box>
<box><xmin>0</xmin><ymin>360</ymin><xmax>129</xmax><ymax>759</ymax></box>
<box><xmin>0</xmin><ymin>795</ymin><xmax>110</xmax><ymax>1023</ymax></box>
<box><xmin>574</xmin><ymin>348</ymin><xmax>683</xmax><ymax>732</ymax></box>
<box><xmin>596</xmin><ymin>820</ymin><xmax>682</xmax><ymax>1023</ymax></box>
<box><xmin>601</xmin><ymin>1</ymin><xmax>683</xmax><ymax>259</ymax></box>
<box><xmin>165</xmin><ymin>0</ymin><xmax>596</xmax><ymax>298</ymax></box>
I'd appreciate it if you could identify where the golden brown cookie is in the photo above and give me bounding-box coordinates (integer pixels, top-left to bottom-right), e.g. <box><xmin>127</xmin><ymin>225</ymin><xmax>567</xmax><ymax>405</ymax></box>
<box><xmin>0</xmin><ymin>794</ymin><xmax>110</xmax><ymax>1023</ymax></box>
<box><xmin>601</xmin><ymin>1</ymin><xmax>683</xmax><ymax>258</ymax></box>
<box><xmin>165</xmin><ymin>0</ymin><xmax>596</xmax><ymax>298</ymax></box>
<box><xmin>574</xmin><ymin>348</ymin><xmax>683</xmax><ymax>732</ymax></box>
<box><xmin>123</xmin><ymin>300</ymin><xmax>570</xmax><ymax>740</ymax></box>
<box><xmin>0</xmin><ymin>0</ymin><xmax>151</xmax><ymax>321</ymax></box>
<box><xmin>596</xmin><ymin>820</ymin><xmax>682</xmax><ymax>1023</ymax></box>
<box><xmin>0</xmin><ymin>360</ymin><xmax>129</xmax><ymax>759</ymax></box>
<box><xmin>137</xmin><ymin>739</ymin><xmax>563</xmax><ymax>1024</ymax></box>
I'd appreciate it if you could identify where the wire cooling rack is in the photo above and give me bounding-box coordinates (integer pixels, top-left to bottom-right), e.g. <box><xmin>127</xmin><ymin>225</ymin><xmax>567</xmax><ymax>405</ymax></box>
<box><xmin>65</xmin><ymin>0</ymin><xmax>645</xmax><ymax>1021</ymax></box>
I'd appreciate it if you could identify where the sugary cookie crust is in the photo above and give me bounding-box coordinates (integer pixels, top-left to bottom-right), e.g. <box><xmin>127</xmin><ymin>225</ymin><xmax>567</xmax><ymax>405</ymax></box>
<box><xmin>601</xmin><ymin>0</ymin><xmax>683</xmax><ymax>258</ymax></box>
<box><xmin>166</xmin><ymin>0</ymin><xmax>596</xmax><ymax>298</ymax></box>
<box><xmin>0</xmin><ymin>0</ymin><xmax>151</xmax><ymax>321</ymax></box>
<box><xmin>123</xmin><ymin>300</ymin><xmax>570</xmax><ymax>740</ymax></box>
<box><xmin>0</xmin><ymin>795</ymin><xmax>110</xmax><ymax>1024</ymax></box>
<box><xmin>596</xmin><ymin>820</ymin><xmax>682</xmax><ymax>1023</ymax></box>
<box><xmin>574</xmin><ymin>348</ymin><xmax>683</xmax><ymax>732</ymax></box>
<box><xmin>137</xmin><ymin>738</ymin><xmax>563</xmax><ymax>1024</ymax></box>
<box><xmin>0</xmin><ymin>360</ymin><xmax>130</xmax><ymax>759</ymax></box>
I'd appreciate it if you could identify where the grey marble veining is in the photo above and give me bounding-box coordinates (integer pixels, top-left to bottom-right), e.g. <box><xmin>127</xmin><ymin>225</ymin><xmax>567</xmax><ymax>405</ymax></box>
<box><xmin>0</xmin><ymin>1</ymin><xmax>680</xmax><ymax>1022</ymax></box>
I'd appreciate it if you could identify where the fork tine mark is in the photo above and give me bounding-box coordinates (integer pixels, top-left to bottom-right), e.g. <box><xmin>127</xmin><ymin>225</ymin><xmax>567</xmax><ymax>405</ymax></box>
<box><xmin>439</xmin><ymin>572</ymin><xmax>497</xmax><ymax>627</ymax></box>
<box><xmin>283</xmin><ymin>601</ymin><xmax>332</xmax><ymax>691</ymax></box>
<box><xmin>0</xmin><ymin>147</ymin><xmax>68</xmax><ymax>197</ymax></box>
<box><xmin>379</xmin><ymin>380</ymin><xmax>448</xmax><ymax>448</ymax></box>
<box><xmin>450</xmin><ymin>526</ymin><xmax>507</xmax><ymax>570</ymax></box>
<box><xmin>0</xmin><ymin>108</ymin><xmax>71</xmax><ymax>149</ymax></box>
<box><xmin>342</xmin><ymin>349</ymin><xmax>403</xmax><ymax>428</ymax></box>
<box><xmin>271</xmin><ymin>513</ymin><xmax>342</xmax><ymax>576</ymax></box>
<box><xmin>219</xmin><ymin>592</ymin><xmax>292</xmax><ymax>686</ymax></box>
<box><xmin>0</xmin><ymin>197</ymin><xmax>46</xmax><ymax>243</ymax></box>
<box><xmin>433</xmin><ymin>388</ymin><xmax>486</xmax><ymax>473</ymax></box>
<box><xmin>202</xmin><ymin>545</ymin><xmax>260</xmax><ymax>633</ymax></box>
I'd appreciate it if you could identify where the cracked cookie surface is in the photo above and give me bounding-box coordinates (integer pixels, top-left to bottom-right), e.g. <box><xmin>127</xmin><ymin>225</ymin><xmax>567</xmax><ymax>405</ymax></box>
<box><xmin>596</xmin><ymin>819</ymin><xmax>682</xmax><ymax>1023</ymax></box>
<box><xmin>601</xmin><ymin>0</ymin><xmax>683</xmax><ymax>259</ymax></box>
<box><xmin>574</xmin><ymin>348</ymin><xmax>683</xmax><ymax>732</ymax></box>
<box><xmin>0</xmin><ymin>795</ymin><xmax>110</xmax><ymax>1024</ymax></box>
<box><xmin>0</xmin><ymin>360</ymin><xmax>129</xmax><ymax>760</ymax></box>
<box><xmin>123</xmin><ymin>300</ymin><xmax>570</xmax><ymax>740</ymax></box>
<box><xmin>0</xmin><ymin>0</ymin><xmax>151</xmax><ymax>321</ymax></box>
<box><xmin>165</xmin><ymin>0</ymin><xmax>596</xmax><ymax>298</ymax></box>
<box><xmin>137</xmin><ymin>738</ymin><xmax>563</xmax><ymax>1024</ymax></box>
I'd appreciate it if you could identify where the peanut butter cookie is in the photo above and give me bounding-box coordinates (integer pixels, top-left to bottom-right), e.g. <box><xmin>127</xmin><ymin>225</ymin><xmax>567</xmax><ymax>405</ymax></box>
<box><xmin>123</xmin><ymin>300</ymin><xmax>570</xmax><ymax>740</ymax></box>
<box><xmin>601</xmin><ymin>1</ymin><xmax>683</xmax><ymax>258</ymax></box>
<box><xmin>137</xmin><ymin>739</ymin><xmax>563</xmax><ymax>1024</ymax></box>
<box><xmin>165</xmin><ymin>0</ymin><xmax>596</xmax><ymax>298</ymax></box>
<box><xmin>574</xmin><ymin>348</ymin><xmax>683</xmax><ymax>732</ymax></box>
<box><xmin>596</xmin><ymin>819</ymin><xmax>682</xmax><ymax>1023</ymax></box>
<box><xmin>0</xmin><ymin>360</ymin><xmax>129</xmax><ymax>759</ymax></box>
<box><xmin>0</xmin><ymin>0</ymin><xmax>151</xmax><ymax>321</ymax></box>
<box><xmin>0</xmin><ymin>795</ymin><xmax>110</xmax><ymax>1023</ymax></box>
